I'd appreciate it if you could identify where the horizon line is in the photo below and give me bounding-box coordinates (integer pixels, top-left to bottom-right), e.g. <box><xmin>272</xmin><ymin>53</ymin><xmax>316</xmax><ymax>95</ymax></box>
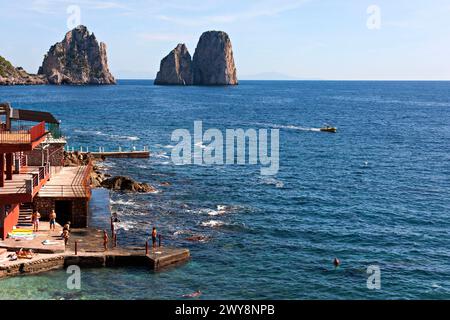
<box><xmin>116</xmin><ymin>79</ymin><xmax>450</xmax><ymax>82</ymax></box>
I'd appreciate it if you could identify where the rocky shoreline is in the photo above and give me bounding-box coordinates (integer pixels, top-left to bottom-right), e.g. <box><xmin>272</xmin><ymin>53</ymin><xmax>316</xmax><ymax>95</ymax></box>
<box><xmin>0</xmin><ymin>56</ymin><xmax>48</xmax><ymax>85</ymax></box>
<box><xmin>64</xmin><ymin>151</ymin><xmax>157</xmax><ymax>193</ymax></box>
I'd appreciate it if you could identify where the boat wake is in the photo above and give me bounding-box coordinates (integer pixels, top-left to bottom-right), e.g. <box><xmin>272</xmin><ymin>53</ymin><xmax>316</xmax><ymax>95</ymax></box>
<box><xmin>262</xmin><ymin>123</ymin><xmax>322</xmax><ymax>132</ymax></box>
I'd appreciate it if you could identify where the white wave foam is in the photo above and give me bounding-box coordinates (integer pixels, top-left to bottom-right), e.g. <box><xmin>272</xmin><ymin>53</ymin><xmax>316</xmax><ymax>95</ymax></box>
<box><xmin>110</xmin><ymin>199</ymin><xmax>139</xmax><ymax>207</ymax></box>
<box><xmin>191</xmin><ymin>205</ymin><xmax>240</xmax><ymax>216</ymax></box>
<box><xmin>201</xmin><ymin>220</ymin><xmax>225</xmax><ymax>228</ymax></box>
<box><xmin>114</xmin><ymin>220</ymin><xmax>139</xmax><ymax>231</ymax></box>
<box><xmin>154</xmin><ymin>152</ymin><xmax>170</xmax><ymax>159</ymax></box>
<box><xmin>125</xmin><ymin>136</ymin><xmax>140</xmax><ymax>141</ymax></box>
<box><xmin>73</xmin><ymin>129</ymin><xmax>140</xmax><ymax>141</ymax></box>
<box><xmin>260</xmin><ymin>177</ymin><xmax>284</xmax><ymax>188</ymax></box>
<box><xmin>173</xmin><ymin>230</ymin><xmax>191</xmax><ymax>236</ymax></box>
<box><xmin>207</xmin><ymin>210</ymin><xmax>220</xmax><ymax>216</ymax></box>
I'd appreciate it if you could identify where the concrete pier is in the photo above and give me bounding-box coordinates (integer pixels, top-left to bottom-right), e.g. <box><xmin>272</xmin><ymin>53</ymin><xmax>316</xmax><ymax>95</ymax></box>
<box><xmin>0</xmin><ymin>226</ymin><xmax>190</xmax><ymax>279</ymax></box>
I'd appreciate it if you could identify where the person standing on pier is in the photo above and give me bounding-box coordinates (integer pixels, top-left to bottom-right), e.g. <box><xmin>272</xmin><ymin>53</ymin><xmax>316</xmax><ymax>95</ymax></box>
<box><xmin>103</xmin><ymin>230</ymin><xmax>109</xmax><ymax>251</ymax></box>
<box><xmin>49</xmin><ymin>210</ymin><xmax>57</xmax><ymax>231</ymax></box>
<box><xmin>32</xmin><ymin>210</ymin><xmax>41</xmax><ymax>232</ymax></box>
<box><xmin>152</xmin><ymin>227</ymin><xmax>157</xmax><ymax>248</ymax></box>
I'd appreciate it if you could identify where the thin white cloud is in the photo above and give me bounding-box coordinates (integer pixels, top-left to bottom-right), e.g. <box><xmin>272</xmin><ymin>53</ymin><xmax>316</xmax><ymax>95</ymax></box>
<box><xmin>138</xmin><ymin>32</ymin><xmax>195</xmax><ymax>42</ymax></box>
<box><xmin>28</xmin><ymin>0</ymin><xmax>129</xmax><ymax>15</ymax></box>
<box><xmin>156</xmin><ymin>0</ymin><xmax>311</xmax><ymax>26</ymax></box>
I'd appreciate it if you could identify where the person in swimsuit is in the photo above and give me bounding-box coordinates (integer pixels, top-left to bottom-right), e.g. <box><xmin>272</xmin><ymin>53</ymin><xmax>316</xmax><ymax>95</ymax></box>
<box><xmin>32</xmin><ymin>210</ymin><xmax>41</xmax><ymax>232</ymax></box>
<box><xmin>152</xmin><ymin>227</ymin><xmax>157</xmax><ymax>248</ymax></box>
<box><xmin>49</xmin><ymin>210</ymin><xmax>57</xmax><ymax>231</ymax></box>
<box><xmin>62</xmin><ymin>229</ymin><xmax>70</xmax><ymax>246</ymax></box>
<box><xmin>63</xmin><ymin>221</ymin><xmax>71</xmax><ymax>233</ymax></box>
<box><xmin>103</xmin><ymin>230</ymin><xmax>109</xmax><ymax>251</ymax></box>
<box><xmin>333</xmin><ymin>257</ymin><xmax>341</xmax><ymax>268</ymax></box>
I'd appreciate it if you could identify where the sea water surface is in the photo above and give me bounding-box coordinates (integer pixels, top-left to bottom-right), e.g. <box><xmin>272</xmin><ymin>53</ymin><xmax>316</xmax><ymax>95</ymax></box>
<box><xmin>0</xmin><ymin>80</ymin><xmax>449</xmax><ymax>299</ymax></box>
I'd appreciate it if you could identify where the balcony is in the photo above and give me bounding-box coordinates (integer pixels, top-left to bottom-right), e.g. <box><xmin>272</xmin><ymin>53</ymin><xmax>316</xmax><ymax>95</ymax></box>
<box><xmin>0</xmin><ymin>122</ymin><xmax>47</xmax><ymax>152</ymax></box>
<box><xmin>0</xmin><ymin>163</ymin><xmax>50</xmax><ymax>204</ymax></box>
<box><xmin>37</xmin><ymin>163</ymin><xmax>92</xmax><ymax>199</ymax></box>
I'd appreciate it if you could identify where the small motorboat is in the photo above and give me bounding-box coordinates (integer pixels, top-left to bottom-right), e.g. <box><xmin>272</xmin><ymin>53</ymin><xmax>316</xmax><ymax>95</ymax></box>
<box><xmin>320</xmin><ymin>125</ymin><xmax>337</xmax><ymax>133</ymax></box>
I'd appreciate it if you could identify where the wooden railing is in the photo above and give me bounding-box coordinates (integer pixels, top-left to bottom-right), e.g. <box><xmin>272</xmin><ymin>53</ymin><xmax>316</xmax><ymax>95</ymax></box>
<box><xmin>35</xmin><ymin>162</ymin><xmax>92</xmax><ymax>198</ymax></box>
<box><xmin>25</xmin><ymin>162</ymin><xmax>50</xmax><ymax>195</ymax></box>
<box><xmin>82</xmin><ymin>160</ymin><xmax>93</xmax><ymax>198</ymax></box>
<box><xmin>0</xmin><ymin>121</ymin><xmax>46</xmax><ymax>144</ymax></box>
<box><xmin>35</xmin><ymin>185</ymin><xmax>88</xmax><ymax>197</ymax></box>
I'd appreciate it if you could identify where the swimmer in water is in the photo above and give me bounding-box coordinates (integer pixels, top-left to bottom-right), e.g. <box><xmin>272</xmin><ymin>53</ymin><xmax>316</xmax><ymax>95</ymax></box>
<box><xmin>333</xmin><ymin>257</ymin><xmax>340</xmax><ymax>268</ymax></box>
<box><xmin>183</xmin><ymin>290</ymin><xmax>202</xmax><ymax>298</ymax></box>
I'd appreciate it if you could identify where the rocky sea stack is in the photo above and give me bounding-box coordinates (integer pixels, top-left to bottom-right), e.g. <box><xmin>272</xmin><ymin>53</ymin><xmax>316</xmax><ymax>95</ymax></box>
<box><xmin>154</xmin><ymin>44</ymin><xmax>193</xmax><ymax>85</ymax></box>
<box><xmin>193</xmin><ymin>31</ymin><xmax>237</xmax><ymax>85</ymax></box>
<box><xmin>38</xmin><ymin>25</ymin><xmax>116</xmax><ymax>85</ymax></box>
<box><xmin>154</xmin><ymin>31</ymin><xmax>237</xmax><ymax>86</ymax></box>
<box><xmin>0</xmin><ymin>55</ymin><xmax>47</xmax><ymax>85</ymax></box>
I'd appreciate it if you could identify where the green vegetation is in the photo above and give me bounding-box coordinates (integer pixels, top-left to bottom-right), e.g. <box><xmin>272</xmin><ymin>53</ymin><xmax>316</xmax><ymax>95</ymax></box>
<box><xmin>0</xmin><ymin>55</ymin><xmax>16</xmax><ymax>77</ymax></box>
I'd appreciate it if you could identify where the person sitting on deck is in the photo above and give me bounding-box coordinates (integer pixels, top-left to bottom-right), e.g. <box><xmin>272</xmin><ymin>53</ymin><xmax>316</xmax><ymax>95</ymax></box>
<box><xmin>49</xmin><ymin>210</ymin><xmax>57</xmax><ymax>231</ymax></box>
<box><xmin>103</xmin><ymin>230</ymin><xmax>109</xmax><ymax>251</ymax></box>
<box><xmin>152</xmin><ymin>227</ymin><xmax>157</xmax><ymax>248</ymax></box>
<box><xmin>16</xmin><ymin>248</ymin><xmax>34</xmax><ymax>259</ymax></box>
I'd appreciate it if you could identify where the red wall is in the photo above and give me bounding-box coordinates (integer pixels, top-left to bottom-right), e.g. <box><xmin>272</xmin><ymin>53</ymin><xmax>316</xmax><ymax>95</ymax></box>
<box><xmin>0</xmin><ymin>203</ymin><xmax>19</xmax><ymax>239</ymax></box>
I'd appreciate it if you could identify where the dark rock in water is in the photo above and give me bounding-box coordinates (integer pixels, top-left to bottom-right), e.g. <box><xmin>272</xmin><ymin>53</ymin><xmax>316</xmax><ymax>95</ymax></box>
<box><xmin>38</xmin><ymin>25</ymin><xmax>116</xmax><ymax>85</ymax></box>
<box><xmin>101</xmin><ymin>176</ymin><xmax>157</xmax><ymax>193</ymax></box>
<box><xmin>0</xmin><ymin>55</ymin><xmax>48</xmax><ymax>85</ymax></box>
<box><xmin>192</xmin><ymin>31</ymin><xmax>238</xmax><ymax>85</ymax></box>
<box><xmin>154</xmin><ymin>44</ymin><xmax>193</xmax><ymax>85</ymax></box>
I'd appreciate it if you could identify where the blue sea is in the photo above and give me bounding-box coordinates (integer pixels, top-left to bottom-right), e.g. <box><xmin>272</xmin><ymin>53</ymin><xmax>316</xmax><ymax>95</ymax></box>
<box><xmin>0</xmin><ymin>80</ymin><xmax>449</xmax><ymax>300</ymax></box>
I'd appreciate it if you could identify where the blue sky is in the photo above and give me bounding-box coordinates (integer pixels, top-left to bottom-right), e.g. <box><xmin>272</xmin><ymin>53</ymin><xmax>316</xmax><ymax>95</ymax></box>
<box><xmin>0</xmin><ymin>0</ymin><xmax>449</xmax><ymax>80</ymax></box>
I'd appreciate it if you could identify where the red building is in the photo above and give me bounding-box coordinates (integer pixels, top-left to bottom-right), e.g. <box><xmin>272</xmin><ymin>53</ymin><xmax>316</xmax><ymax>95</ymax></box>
<box><xmin>0</xmin><ymin>102</ymin><xmax>61</xmax><ymax>239</ymax></box>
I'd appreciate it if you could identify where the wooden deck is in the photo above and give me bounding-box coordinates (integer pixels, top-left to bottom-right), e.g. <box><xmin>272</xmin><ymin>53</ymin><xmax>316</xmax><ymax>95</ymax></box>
<box><xmin>0</xmin><ymin>222</ymin><xmax>65</xmax><ymax>253</ymax></box>
<box><xmin>0</xmin><ymin>166</ymin><xmax>46</xmax><ymax>198</ymax></box>
<box><xmin>38</xmin><ymin>166</ymin><xmax>90</xmax><ymax>198</ymax></box>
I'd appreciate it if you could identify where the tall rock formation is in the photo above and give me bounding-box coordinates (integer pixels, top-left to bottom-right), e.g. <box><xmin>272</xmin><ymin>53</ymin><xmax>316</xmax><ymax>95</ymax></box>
<box><xmin>0</xmin><ymin>55</ymin><xmax>47</xmax><ymax>85</ymax></box>
<box><xmin>192</xmin><ymin>31</ymin><xmax>238</xmax><ymax>85</ymax></box>
<box><xmin>154</xmin><ymin>44</ymin><xmax>193</xmax><ymax>85</ymax></box>
<box><xmin>38</xmin><ymin>25</ymin><xmax>116</xmax><ymax>85</ymax></box>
